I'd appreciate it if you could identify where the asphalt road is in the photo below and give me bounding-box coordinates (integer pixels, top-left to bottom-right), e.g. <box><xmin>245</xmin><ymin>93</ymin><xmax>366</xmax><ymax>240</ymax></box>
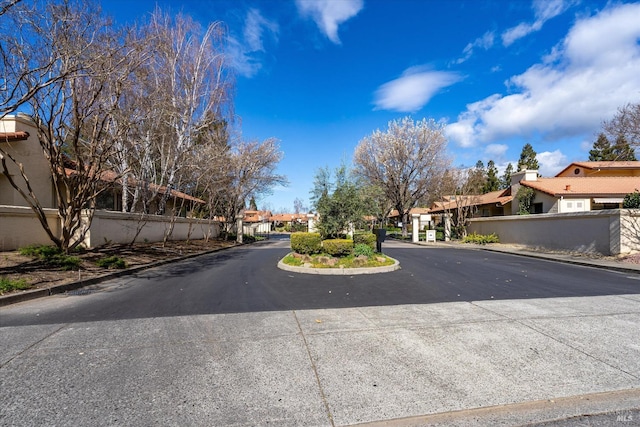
<box><xmin>2</xmin><ymin>236</ymin><xmax>640</xmax><ymax>426</ymax></box>
<box><xmin>1</xmin><ymin>235</ymin><xmax>639</xmax><ymax>327</ymax></box>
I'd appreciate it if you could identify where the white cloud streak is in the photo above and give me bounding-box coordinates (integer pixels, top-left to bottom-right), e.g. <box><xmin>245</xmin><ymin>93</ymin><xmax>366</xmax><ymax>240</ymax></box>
<box><xmin>457</xmin><ymin>31</ymin><xmax>495</xmax><ymax>64</ymax></box>
<box><xmin>447</xmin><ymin>3</ymin><xmax>640</xmax><ymax>148</ymax></box>
<box><xmin>228</xmin><ymin>8</ymin><xmax>279</xmax><ymax>78</ymax></box>
<box><xmin>537</xmin><ymin>150</ymin><xmax>568</xmax><ymax>176</ymax></box>
<box><xmin>374</xmin><ymin>67</ymin><xmax>462</xmax><ymax>113</ymax></box>
<box><xmin>502</xmin><ymin>0</ymin><xmax>575</xmax><ymax>46</ymax></box>
<box><xmin>295</xmin><ymin>0</ymin><xmax>363</xmax><ymax>44</ymax></box>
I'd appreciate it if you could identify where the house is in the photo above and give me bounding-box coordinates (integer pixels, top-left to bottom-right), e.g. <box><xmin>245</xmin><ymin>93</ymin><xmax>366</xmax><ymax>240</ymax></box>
<box><xmin>430</xmin><ymin>161</ymin><xmax>640</xmax><ymax>219</ymax></box>
<box><xmin>1</xmin><ymin>114</ymin><xmax>204</xmax><ymax>216</ymax></box>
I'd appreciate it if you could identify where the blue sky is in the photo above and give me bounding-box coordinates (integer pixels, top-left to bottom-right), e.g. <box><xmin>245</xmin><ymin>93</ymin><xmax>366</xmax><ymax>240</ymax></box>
<box><xmin>102</xmin><ymin>0</ymin><xmax>640</xmax><ymax>213</ymax></box>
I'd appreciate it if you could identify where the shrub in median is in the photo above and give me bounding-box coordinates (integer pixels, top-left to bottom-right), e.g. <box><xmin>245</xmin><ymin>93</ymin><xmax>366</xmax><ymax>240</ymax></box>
<box><xmin>322</xmin><ymin>239</ymin><xmax>354</xmax><ymax>257</ymax></box>
<box><xmin>353</xmin><ymin>243</ymin><xmax>375</xmax><ymax>257</ymax></box>
<box><xmin>353</xmin><ymin>232</ymin><xmax>376</xmax><ymax>250</ymax></box>
<box><xmin>291</xmin><ymin>232</ymin><xmax>322</xmax><ymax>254</ymax></box>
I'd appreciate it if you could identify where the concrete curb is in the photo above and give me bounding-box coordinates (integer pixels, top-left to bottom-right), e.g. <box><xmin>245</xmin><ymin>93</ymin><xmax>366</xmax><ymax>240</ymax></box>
<box><xmin>0</xmin><ymin>243</ymin><xmax>240</xmax><ymax>307</ymax></box>
<box><xmin>277</xmin><ymin>256</ymin><xmax>400</xmax><ymax>275</ymax></box>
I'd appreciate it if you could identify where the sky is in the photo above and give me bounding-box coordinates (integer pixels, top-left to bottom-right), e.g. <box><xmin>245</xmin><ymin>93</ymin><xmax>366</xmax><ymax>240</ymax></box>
<box><xmin>102</xmin><ymin>0</ymin><xmax>640</xmax><ymax>213</ymax></box>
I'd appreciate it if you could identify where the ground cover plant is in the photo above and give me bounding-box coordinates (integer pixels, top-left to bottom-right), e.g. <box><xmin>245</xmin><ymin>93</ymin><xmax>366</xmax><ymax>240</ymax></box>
<box><xmin>463</xmin><ymin>232</ymin><xmax>500</xmax><ymax>245</ymax></box>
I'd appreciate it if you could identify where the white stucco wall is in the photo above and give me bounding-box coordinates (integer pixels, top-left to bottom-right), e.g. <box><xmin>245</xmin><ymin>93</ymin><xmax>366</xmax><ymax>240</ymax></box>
<box><xmin>469</xmin><ymin>209</ymin><xmax>639</xmax><ymax>255</ymax></box>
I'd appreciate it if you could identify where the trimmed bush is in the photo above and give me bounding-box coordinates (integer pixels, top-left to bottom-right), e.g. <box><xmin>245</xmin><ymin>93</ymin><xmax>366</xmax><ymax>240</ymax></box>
<box><xmin>291</xmin><ymin>232</ymin><xmax>322</xmax><ymax>254</ymax></box>
<box><xmin>463</xmin><ymin>232</ymin><xmax>499</xmax><ymax>245</ymax></box>
<box><xmin>322</xmin><ymin>239</ymin><xmax>354</xmax><ymax>257</ymax></box>
<box><xmin>353</xmin><ymin>232</ymin><xmax>376</xmax><ymax>249</ymax></box>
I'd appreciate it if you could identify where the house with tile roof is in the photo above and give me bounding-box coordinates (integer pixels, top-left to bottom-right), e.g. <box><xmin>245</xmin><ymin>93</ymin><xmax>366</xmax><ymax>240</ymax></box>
<box><xmin>430</xmin><ymin>162</ymin><xmax>640</xmax><ymax>219</ymax></box>
<box><xmin>0</xmin><ymin>114</ymin><xmax>204</xmax><ymax>216</ymax></box>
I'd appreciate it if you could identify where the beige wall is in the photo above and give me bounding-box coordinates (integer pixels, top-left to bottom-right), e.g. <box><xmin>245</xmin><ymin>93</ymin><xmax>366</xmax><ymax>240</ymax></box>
<box><xmin>0</xmin><ymin>205</ymin><xmax>61</xmax><ymax>250</ymax></box>
<box><xmin>469</xmin><ymin>209</ymin><xmax>640</xmax><ymax>255</ymax></box>
<box><xmin>0</xmin><ymin>207</ymin><xmax>221</xmax><ymax>250</ymax></box>
<box><xmin>0</xmin><ymin>115</ymin><xmax>56</xmax><ymax>209</ymax></box>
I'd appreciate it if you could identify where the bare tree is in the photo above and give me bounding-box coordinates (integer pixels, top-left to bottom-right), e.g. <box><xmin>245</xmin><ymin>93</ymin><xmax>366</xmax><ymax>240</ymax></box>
<box><xmin>602</xmin><ymin>102</ymin><xmax>640</xmax><ymax>151</ymax></box>
<box><xmin>353</xmin><ymin>116</ymin><xmax>450</xmax><ymax>237</ymax></box>
<box><xmin>1</xmin><ymin>0</ymin><xmax>134</xmax><ymax>253</ymax></box>
<box><xmin>202</xmin><ymin>136</ymin><xmax>287</xmax><ymax>235</ymax></box>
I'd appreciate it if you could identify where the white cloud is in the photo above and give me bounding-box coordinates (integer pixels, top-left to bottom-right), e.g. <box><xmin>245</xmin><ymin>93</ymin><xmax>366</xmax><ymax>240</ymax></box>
<box><xmin>228</xmin><ymin>9</ymin><xmax>279</xmax><ymax>78</ymax></box>
<box><xmin>295</xmin><ymin>0</ymin><xmax>363</xmax><ymax>44</ymax></box>
<box><xmin>447</xmin><ymin>3</ymin><xmax>640</xmax><ymax>148</ymax></box>
<box><xmin>374</xmin><ymin>67</ymin><xmax>462</xmax><ymax>113</ymax></box>
<box><xmin>537</xmin><ymin>150</ymin><xmax>568</xmax><ymax>176</ymax></box>
<box><xmin>456</xmin><ymin>31</ymin><xmax>495</xmax><ymax>64</ymax></box>
<box><xmin>502</xmin><ymin>0</ymin><xmax>575</xmax><ymax>46</ymax></box>
<box><xmin>485</xmin><ymin>143</ymin><xmax>509</xmax><ymax>159</ymax></box>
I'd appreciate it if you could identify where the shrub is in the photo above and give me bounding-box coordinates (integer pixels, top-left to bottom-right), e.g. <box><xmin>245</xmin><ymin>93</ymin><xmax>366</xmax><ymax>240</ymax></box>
<box><xmin>96</xmin><ymin>256</ymin><xmax>127</xmax><ymax>269</ymax></box>
<box><xmin>353</xmin><ymin>232</ymin><xmax>376</xmax><ymax>249</ymax></box>
<box><xmin>353</xmin><ymin>243</ymin><xmax>374</xmax><ymax>257</ymax></box>
<box><xmin>291</xmin><ymin>232</ymin><xmax>322</xmax><ymax>254</ymax></box>
<box><xmin>623</xmin><ymin>189</ymin><xmax>640</xmax><ymax>208</ymax></box>
<box><xmin>463</xmin><ymin>232</ymin><xmax>499</xmax><ymax>245</ymax></box>
<box><xmin>0</xmin><ymin>277</ymin><xmax>30</xmax><ymax>294</ymax></box>
<box><xmin>18</xmin><ymin>244</ymin><xmax>81</xmax><ymax>270</ymax></box>
<box><xmin>322</xmin><ymin>239</ymin><xmax>354</xmax><ymax>256</ymax></box>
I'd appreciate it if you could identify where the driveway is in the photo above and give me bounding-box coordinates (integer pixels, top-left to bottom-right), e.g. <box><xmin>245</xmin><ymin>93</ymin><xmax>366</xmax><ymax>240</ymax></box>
<box><xmin>1</xmin><ymin>237</ymin><xmax>639</xmax><ymax>426</ymax></box>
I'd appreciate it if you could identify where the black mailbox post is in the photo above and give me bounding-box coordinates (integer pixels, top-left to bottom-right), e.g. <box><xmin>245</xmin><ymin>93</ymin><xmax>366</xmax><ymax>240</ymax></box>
<box><xmin>375</xmin><ymin>228</ymin><xmax>386</xmax><ymax>253</ymax></box>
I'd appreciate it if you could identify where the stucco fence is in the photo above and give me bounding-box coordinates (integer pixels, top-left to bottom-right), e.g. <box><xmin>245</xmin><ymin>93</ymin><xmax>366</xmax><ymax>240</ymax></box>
<box><xmin>0</xmin><ymin>205</ymin><xmax>220</xmax><ymax>251</ymax></box>
<box><xmin>468</xmin><ymin>209</ymin><xmax>640</xmax><ymax>256</ymax></box>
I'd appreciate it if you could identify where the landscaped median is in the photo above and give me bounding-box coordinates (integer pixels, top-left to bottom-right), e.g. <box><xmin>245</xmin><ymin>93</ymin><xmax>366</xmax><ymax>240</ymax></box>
<box><xmin>277</xmin><ymin>231</ymin><xmax>400</xmax><ymax>275</ymax></box>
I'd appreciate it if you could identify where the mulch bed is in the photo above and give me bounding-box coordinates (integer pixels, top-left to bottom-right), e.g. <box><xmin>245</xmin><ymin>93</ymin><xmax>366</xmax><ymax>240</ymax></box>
<box><xmin>0</xmin><ymin>239</ymin><xmax>237</xmax><ymax>294</ymax></box>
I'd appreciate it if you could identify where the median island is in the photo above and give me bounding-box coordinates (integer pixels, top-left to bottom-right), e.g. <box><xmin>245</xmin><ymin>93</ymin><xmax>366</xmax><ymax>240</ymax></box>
<box><xmin>278</xmin><ymin>232</ymin><xmax>400</xmax><ymax>275</ymax></box>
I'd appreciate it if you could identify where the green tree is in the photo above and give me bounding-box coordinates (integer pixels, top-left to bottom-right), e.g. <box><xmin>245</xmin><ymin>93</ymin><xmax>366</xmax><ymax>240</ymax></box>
<box><xmin>612</xmin><ymin>135</ymin><xmax>637</xmax><ymax>161</ymax></box>
<box><xmin>248</xmin><ymin>196</ymin><xmax>258</xmax><ymax>210</ymax></box>
<box><xmin>464</xmin><ymin>160</ymin><xmax>485</xmax><ymax>194</ymax></box>
<box><xmin>517</xmin><ymin>143</ymin><xmax>539</xmax><ymax>171</ymax></box>
<box><xmin>516</xmin><ymin>186</ymin><xmax>536</xmax><ymax>215</ymax></box>
<box><xmin>311</xmin><ymin>165</ymin><xmax>367</xmax><ymax>239</ymax></box>
<box><xmin>500</xmin><ymin>163</ymin><xmax>514</xmax><ymax>189</ymax></box>
<box><xmin>589</xmin><ymin>133</ymin><xmax>614</xmax><ymax>161</ymax></box>
<box><xmin>483</xmin><ymin>160</ymin><xmax>500</xmax><ymax>193</ymax></box>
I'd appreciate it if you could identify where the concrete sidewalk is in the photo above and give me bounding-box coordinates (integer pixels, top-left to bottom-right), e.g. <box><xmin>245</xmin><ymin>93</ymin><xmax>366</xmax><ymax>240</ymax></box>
<box><xmin>2</xmin><ymin>294</ymin><xmax>640</xmax><ymax>426</ymax></box>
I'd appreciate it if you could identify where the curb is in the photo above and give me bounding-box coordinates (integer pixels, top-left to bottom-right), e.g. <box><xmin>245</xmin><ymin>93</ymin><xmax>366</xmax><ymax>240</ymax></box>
<box><xmin>277</xmin><ymin>257</ymin><xmax>400</xmax><ymax>275</ymax></box>
<box><xmin>0</xmin><ymin>243</ymin><xmax>241</xmax><ymax>307</ymax></box>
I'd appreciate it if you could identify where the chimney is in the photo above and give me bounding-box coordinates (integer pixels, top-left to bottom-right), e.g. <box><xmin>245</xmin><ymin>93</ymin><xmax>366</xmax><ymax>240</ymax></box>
<box><xmin>565</xmin><ymin>184</ymin><xmax>571</xmax><ymax>191</ymax></box>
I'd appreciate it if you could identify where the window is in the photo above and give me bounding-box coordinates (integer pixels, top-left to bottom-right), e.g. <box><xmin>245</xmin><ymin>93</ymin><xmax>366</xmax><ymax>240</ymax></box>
<box><xmin>577</xmin><ymin>202</ymin><xmax>583</xmax><ymax>209</ymax></box>
<box><xmin>532</xmin><ymin>203</ymin><xmax>543</xmax><ymax>214</ymax></box>
<box><xmin>566</xmin><ymin>202</ymin><xmax>573</xmax><ymax>208</ymax></box>
<box><xmin>574</xmin><ymin>168</ymin><xmax>580</xmax><ymax>175</ymax></box>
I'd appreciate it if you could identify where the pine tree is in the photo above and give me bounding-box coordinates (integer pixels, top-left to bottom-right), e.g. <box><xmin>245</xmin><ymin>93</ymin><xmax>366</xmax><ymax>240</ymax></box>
<box><xmin>501</xmin><ymin>163</ymin><xmax>513</xmax><ymax>189</ymax></box>
<box><xmin>612</xmin><ymin>135</ymin><xmax>637</xmax><ymax>161</ymax></box>
<box><xmin>483</xmin><ymin>160</ymin><xmax>500</xmax><ymax>193</ymax></box>
<box><xmin>517</xmin><ymin>143</ymin><xmax>539</xmax><ymax>171</ymax></box>
<box><xmin>589</xmin><ymin>133</ymin><xmax>613</xmax><ymax>161</ymax></box>
<box><xmin>465</xmin><ymin>160</ymin><xmax>486</xmax><ymax>194</ymax></box>
<box><xmin>248</xmin><ymin>196</ymin><xmax>258</xmax><ymax>211</ymax></box>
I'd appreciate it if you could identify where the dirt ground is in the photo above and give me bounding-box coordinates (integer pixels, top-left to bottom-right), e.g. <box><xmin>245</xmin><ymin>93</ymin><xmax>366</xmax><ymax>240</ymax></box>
<box><xmin>0</xmin><ymin>239</ymin><xmax>237</xmax><ymax>295</ymax></box>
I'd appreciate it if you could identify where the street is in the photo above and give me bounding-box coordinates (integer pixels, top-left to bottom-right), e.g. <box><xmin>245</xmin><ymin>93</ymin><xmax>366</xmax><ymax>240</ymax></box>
<box><xmin>1</xmin><ymin>237</ymin><xmax>640</xmax><ymax>426</ymax></box>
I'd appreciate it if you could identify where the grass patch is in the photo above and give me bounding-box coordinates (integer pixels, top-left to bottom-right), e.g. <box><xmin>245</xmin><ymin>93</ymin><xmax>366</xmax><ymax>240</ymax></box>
<box><xmin>0</xmin><ymin>277</ymin><xmax>30</xmax><ymax>294</ymax></box>
<box><xmin>96</xmin><ymin>256</ymin><xmax>127</xmax><ymax>269</ymax></box>
<box><xmin>282</xmin><ymin>252</ymin><xmax>395</xmax><ymax>269</ymax></box>
<box><xmin>18</xmin><ymin>244</ymin><xmax>81</xmax><ymax>270</ymax></box>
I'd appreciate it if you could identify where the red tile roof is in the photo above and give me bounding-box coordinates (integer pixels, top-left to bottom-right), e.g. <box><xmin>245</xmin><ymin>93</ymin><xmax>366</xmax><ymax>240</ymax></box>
<box><xmin>555</xmin><ymin>161</ymin><xmax>640</xmax><ymax>176</ymax></box>
<box><xmin>522</xmin><ymin>176</ymin><xmax>640</xmax><ymax>197</ymax></box>
<box><xmin>430</xmin><ymin>190</ymin><xmax>512</xmax><ymax>213</ymax></box>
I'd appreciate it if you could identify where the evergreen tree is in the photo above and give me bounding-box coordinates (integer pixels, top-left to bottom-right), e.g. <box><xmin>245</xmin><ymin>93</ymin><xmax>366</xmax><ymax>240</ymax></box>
<box><xmin>612</xmin><ymin>134</ymin><xmax>637</xmax><ymax>161</ymax></box>
<box><xmin>589</xmin><ymin>133</ymin><xmax>613</xmax><ymax>161</ymax></box>
<box><xmin>483</xmin><ymin>160</ymin><xmax>500</xmax><ymax>193</ymax></box>
<box><xmin>248</xmin><ymin>196</ymin><xmax>258</xmax><ymax>211</ymax></box>
<box><xmin>465</xmin><ymin>160</ymin><xmax>486</xmax><ymax>194</ymax></box>
<box><xmin>501</xmin><ymin>163</ymin><xmax>514</xmax><ymax>189</ymax></box>
<box><xmin>517</xmin><ymin>143</ymin><xmax>539</xmax><ymax>171</ymax></box>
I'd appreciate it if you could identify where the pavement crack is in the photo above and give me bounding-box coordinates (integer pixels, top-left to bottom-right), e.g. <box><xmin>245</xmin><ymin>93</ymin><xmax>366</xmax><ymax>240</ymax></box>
<box><xmin>292</xmin><ymin>310</ymin><xmax>335</xmax><ymax>427</ymax></box>
<box><xmin>0</xmin><ymin>323</ymin><xmax>68</xmax><ymax>369</ymax></box>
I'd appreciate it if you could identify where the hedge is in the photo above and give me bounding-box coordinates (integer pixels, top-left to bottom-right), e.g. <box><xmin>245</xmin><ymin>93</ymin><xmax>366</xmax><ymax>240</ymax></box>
<box><xmin>322</xmin><ymin>239</ymin><xmax>354</xmax><ymax>256</ymax></box>
<box><xmin>291</xmin><ymin>232</ymin><xmax>322</xmax><ymax>254</ymax></box>
<box><xmin>353</xmin><ymin>232</ymin><xmax>376</xmax><ymax>249</ymax></box>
